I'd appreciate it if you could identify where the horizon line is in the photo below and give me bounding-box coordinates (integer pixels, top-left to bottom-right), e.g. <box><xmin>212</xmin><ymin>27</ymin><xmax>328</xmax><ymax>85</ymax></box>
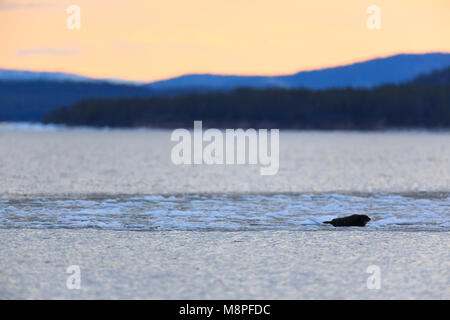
<box><xmin>1</xmin><ymin>51</ymin><xmax>449</xmax><ymax>84</ymax></box>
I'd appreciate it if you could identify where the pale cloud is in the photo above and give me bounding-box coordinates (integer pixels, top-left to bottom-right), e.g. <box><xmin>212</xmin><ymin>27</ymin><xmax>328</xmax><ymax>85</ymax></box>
<box><xmin>16</xmin><ymin>48</ymin><xmax>80</xmax><ymax>56</ymax></box>
<box><xmin>0</xmin><ymin>0</ymin><xmax>59</xmax><ymax>10</ymax></box>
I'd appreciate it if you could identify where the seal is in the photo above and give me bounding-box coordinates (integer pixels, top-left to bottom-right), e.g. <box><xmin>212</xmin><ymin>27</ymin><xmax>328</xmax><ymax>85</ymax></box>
<box><xmin>324</xmin><ymin>214</ymin><xmax>371</xmax><ymax>227</ymax></box>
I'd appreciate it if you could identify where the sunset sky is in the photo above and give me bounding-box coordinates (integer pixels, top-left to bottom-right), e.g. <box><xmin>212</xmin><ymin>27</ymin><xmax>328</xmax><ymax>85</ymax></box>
<box><xmin>0</xmin><ymin>0</ymin><xmax>449</xmax><ymax>82</ymax></box>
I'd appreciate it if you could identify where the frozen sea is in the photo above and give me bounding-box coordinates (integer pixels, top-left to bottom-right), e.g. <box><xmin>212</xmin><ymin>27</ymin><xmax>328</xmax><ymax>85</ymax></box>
<box><xmin>0</xmin><ymin>123</ymin><xmax>449</xmax><ymax>299</ymax></box>
<box><xmin>0</xmin><ymin>123</ymin><xmax>448</xmax><ymax>232</ymax></box>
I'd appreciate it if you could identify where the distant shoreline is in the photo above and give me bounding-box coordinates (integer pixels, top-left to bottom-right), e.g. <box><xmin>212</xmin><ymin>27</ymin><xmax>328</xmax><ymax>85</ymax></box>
<box><xmin>44</xmin><ymin>79</ymin><xmax>450</xmax><ymax>129</ymax></box>
<box><xmin>3</xmin><ymin>121</ymin><xmax>450</xmax><ymax>132</ymax></box>
<box><xmin>2</xmin><ymin>64</ymin><xmax>449</xmax><ymax>127</ymax></box>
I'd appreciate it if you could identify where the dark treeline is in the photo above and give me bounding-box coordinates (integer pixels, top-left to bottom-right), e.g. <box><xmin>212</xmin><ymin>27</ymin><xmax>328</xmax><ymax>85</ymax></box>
<box><xmin>45</xmin><ymin>82</ymin><xmax>450</xmax><ymax>129</ymax></box>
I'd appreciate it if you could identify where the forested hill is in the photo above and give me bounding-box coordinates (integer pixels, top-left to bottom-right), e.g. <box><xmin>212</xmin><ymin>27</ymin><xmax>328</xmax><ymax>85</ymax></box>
<box><xmin>2</xmin><ymin>53</ymin><xmax>450</xmax><ymax>122</ymax></box>
<box><xmin>414</xmin><ymin>66</ymin><xmax>450</xmax><ymax>85</ymax></box>
<box><xmin>0</xmin><ymin>81</ymin><xmax>150</xmax><ymax>121</ymax></box>
<box><xmin>45</xmin><ymin>80</ymin><xmax>450</xmax><ymax>130</ymax></box>
<box><xmin>0</xmin><ymin>81</ymin><xmax>205</xmax><ymax>121</ymax></box>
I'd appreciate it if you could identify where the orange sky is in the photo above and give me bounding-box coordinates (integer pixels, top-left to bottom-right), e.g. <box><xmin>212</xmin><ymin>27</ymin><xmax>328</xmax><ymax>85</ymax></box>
<box><xmin>0</xmin><ymin>0</ymin><xmax>449</xmax><ymax>82</ymax></box>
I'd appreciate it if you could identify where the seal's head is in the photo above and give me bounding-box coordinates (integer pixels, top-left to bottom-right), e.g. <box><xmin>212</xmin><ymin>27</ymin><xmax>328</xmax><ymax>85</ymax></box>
<box><xmin>355</xmin><ymin>214</ymin><xmax>371</xmax><ymax>226</ymax></box>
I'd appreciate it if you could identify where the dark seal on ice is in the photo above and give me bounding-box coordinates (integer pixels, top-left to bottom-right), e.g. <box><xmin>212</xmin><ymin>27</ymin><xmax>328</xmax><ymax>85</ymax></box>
<box><xmin>324</xmin><ymin>214</ymin><xmax>371</xmax><ymax>227</ymax></box>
